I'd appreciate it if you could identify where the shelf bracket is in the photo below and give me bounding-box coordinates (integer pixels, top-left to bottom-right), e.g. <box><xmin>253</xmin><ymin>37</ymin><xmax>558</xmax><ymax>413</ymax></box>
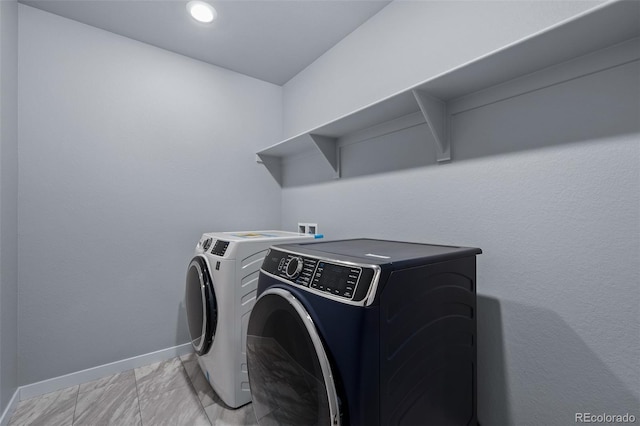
<box><xmin>308</xmin><ymin>134</ymin><xmax>340</xmax><ymax>179</ymax></box>
<box><xmin>412</xmin><ymin>89</ymin><xmax>450</xmax><ymax>162</ymax></box>
<box><xmin>255</xmin><ymin>153</ymin><xmax>282</xmax><ymax>186</ymax></box>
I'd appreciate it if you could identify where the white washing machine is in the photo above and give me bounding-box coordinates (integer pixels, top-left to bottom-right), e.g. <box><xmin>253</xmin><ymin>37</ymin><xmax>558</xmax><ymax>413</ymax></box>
<box><xmin>185</xmin><ymin>230</ymin><xmax>319</xmax><ymax>408</ymax></box>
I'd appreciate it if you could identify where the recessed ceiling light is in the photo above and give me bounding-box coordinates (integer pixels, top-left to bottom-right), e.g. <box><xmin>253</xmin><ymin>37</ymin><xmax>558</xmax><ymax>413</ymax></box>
<box><xmin>187</xmin><ymin>1</ymin><xmax>217</xmax><ymax>24</ymax></box>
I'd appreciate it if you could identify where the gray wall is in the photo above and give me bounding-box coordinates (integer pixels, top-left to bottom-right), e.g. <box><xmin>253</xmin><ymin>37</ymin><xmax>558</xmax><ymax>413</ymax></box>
<box><xmin>283</xmin><ymin>0</ymin><xmax>607</xmax><ymax>137</ymax></box>
<box><xmin>18</xmin><ymin>5</ymin><xmax>282</xmax><ymax>385</ymax></box>
<box><xmin>0</xmin><ymin>0</ymin><xmax>19</xmax><ymax>413</ymax></box>
<box><xmin>280</xmin><ymin>1</ymin><xmax>639</xmax><ymax>425</ymax></box>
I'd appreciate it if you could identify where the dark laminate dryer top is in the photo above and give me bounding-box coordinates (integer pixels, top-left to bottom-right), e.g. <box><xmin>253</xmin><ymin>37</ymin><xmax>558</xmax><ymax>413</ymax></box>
<box><xmin>274</xmin><ymin>238</ymin><xmax>481</xmax><ymax>266</ymax></box>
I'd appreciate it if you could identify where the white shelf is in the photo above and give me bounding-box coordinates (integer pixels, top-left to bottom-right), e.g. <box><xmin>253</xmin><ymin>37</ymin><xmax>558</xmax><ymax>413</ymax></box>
<box><xmin>257</xmin><ymin>0</ymin><xmax>640</xmax><ymax>185</ymax></box>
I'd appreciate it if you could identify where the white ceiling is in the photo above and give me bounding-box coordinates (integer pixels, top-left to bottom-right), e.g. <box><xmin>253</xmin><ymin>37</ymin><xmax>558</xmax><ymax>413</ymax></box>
<box><xmin>20</xmin><ymin>0</ymin><xmax>391</xmax><ymax>85</ymax></box>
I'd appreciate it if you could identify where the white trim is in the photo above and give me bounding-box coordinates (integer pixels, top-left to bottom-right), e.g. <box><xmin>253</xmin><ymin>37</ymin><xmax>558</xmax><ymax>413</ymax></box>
<box><xmin>0</xmin><ymin>388</ymin><xmax>20</xmax><ymax>426</ymax></box>
<box><xmin>19</xmin><ymin>343</ymin><xmax>193</xmax><ymax>401</ymax></box>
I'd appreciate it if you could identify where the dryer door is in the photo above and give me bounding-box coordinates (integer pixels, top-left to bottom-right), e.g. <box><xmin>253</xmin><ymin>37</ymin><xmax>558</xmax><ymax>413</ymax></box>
<box><xmin>185</xmin><ymin>256</ymin><xmax>218</xmax><ymax>356</ymax></box>
<box><xmin>247</xmin><ymin>288</ymin><xmax>341</xmax><ymax>426</ymax></box>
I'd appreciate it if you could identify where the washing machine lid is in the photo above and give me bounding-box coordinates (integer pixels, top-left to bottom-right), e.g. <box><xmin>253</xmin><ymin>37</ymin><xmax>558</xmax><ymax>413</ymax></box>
<box><xmin>247</xmin><ymin>288</ymin><xmax>340</xmax><ymax>426</ymax></box>
<box><xmin>275</xmin><ymin>239</ymin><xmax>482</xmax><ymax>266</ymax></box>
<box><xmin>204</xmin><ymin>230</ymin><xmax>316</xmax><ymax>242</ymax></box>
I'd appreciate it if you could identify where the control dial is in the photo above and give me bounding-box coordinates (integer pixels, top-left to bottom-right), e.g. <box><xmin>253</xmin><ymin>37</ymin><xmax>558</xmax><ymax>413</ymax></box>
<box><xmin>202</xmin><ymin>238</ymin><xmax>213</xmax><ymax>251</ymax></box>
<box><xmin>285</xmin><ymin>257</ymin><xmax>304</xmax><ymax>279</ymax></box>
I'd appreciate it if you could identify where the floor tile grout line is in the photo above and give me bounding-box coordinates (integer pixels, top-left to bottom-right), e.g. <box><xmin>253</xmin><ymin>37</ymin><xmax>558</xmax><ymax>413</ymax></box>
<box><xmin>133</xmin><ymin>366</ymin><xmax>144</xmax><ymax>426</ymax></box>
<box><xmin>10</xmin><ymin>358</ymin><xmax>210</xmax><ymax>426</ymax></box>
<box><xmin>179</xmin><ymin>355</ymin><xmax>213</xmax><ymax>425</ymax></box>
<box><xmin>135</xmin><ymin>357</ymin><xmax>200</xmax><ymax>424</ymax></box>
<box><xmin>135</xmin><ymin>357</ymin><xmax>194</xmax><ymax>403</ymax></box>
<box><xmin>71</xmin><ymin>385</ymin><xmax>80</xmax><ymax>426</ymax></box>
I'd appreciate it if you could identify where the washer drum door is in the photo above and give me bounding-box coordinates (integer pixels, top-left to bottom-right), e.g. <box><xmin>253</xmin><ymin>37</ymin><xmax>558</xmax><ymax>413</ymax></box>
<box><xmin>185</xmin><ymin>256</ymin><xmax>218</xmax><ymax>356</ymax></box>
<box><xmin>246</xmin><ymin>288</ymin><xmax>341</xmax><ymax>426</ymax></box>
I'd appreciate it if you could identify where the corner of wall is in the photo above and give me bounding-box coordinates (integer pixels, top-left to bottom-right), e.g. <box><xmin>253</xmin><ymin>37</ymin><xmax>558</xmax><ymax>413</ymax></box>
<box><xmin>0</xmin><ymin>0</ymin><xmax>20</xmax><ymax>416</ymax></box>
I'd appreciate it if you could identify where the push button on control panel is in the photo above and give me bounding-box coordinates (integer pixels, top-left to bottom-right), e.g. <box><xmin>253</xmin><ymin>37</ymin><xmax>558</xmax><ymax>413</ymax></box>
<box><xmin>296</xmin><ymin>258</ymin><xmax>317</xmax><ymax>287</ymax></box>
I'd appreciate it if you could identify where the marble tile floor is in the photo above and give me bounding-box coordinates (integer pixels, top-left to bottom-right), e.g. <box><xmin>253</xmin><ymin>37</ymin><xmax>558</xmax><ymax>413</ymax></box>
<box><xmin>8</xmin><ymin>353</ymin><xmax>258</xmax><ymax>426</ymax></box>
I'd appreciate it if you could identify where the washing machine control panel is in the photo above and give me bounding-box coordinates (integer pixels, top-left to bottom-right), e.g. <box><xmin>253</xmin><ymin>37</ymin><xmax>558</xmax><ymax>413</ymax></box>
<box><xmin>210</xmin><ymin>240</ymin><xmax>230</xmax><ymax>257</ymax></box>
<box><xmin>262</xmin><ymin>249</ymin><xmax>376</xmax><ymax>302</ymax></box>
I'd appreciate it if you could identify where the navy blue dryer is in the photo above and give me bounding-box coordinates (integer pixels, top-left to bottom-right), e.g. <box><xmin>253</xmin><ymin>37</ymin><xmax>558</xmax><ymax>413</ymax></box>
<box><xmin>246</xmin><ymin>239</ymin><xmax>481</xmax><ymax>426</ymax></box>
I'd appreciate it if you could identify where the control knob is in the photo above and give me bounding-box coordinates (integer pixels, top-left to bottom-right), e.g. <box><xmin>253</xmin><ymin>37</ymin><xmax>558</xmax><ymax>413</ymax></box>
<box><xmin>285</xmin><ymin>257</ymin><xmax>304</xmax><ymax>279</ymax></box>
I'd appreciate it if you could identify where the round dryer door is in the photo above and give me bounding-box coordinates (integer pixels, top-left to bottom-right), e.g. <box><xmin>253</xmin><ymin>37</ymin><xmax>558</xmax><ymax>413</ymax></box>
<box><xmin>247</xmin><ymin>288</ymin><xmax>341</xmax><ymax>426</ymax></box>
<box><xmin>185</xmin><ymin>256</ymin><xmax>218</xmax><ymax>356</ymax></box>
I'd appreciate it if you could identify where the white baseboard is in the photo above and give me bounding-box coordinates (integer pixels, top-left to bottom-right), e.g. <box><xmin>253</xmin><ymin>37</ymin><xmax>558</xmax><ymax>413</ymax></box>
<box><xmin>19</xmin><ymin>343</ymin><xmax>193</xmax><ymax>401</ymax></box>
<box><xmin>0</xmin><ymin>388</ymin><xmax>20</xmax><ymax>426</ymax></box>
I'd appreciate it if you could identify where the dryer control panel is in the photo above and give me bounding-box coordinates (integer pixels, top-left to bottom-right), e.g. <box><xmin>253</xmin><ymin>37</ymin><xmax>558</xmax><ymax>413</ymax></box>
<box><xmin>261</xmin><ymin>249</ymin><xmax>376</xmax><ymax>302</ymax></box>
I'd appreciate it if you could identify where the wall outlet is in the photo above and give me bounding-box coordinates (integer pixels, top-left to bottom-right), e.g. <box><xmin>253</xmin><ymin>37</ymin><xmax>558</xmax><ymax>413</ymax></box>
<box><xmin>298</xmin><ymin>222</ymin><xmax>318</xmax><ymax>235</ymax></box>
